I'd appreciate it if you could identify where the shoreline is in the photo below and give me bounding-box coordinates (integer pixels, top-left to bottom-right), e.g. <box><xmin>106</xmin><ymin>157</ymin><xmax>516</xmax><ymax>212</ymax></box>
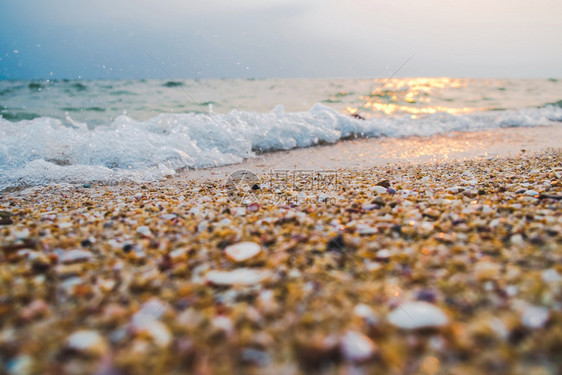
<box><xmin>1</xmin><ymin>125</ymin><xmax>561</xmax><ymax>195</ymax></box>
<box><xmin>184</xmin><ymin>124</ymin><xmax>562</xmax><ymax>181</ymax></box>
<box><xmin>0</xmin><ymin>146</ymin><xmax>561</xmax><ymax>373</ymax></box>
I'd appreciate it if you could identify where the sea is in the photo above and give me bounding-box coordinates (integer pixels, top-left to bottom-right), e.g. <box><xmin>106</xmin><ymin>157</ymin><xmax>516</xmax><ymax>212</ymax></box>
<box><xmin>0</xmin><ymin>77</ymin><xmax>561</xmax><ymax>191</ymax></box>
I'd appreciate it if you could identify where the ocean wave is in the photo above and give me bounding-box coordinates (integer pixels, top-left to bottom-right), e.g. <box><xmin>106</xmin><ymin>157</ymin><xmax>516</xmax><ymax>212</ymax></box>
<box><xmin>1</xmin><ymin>103</ymin><xmax>561</xmax><ymax>190</ymax></box>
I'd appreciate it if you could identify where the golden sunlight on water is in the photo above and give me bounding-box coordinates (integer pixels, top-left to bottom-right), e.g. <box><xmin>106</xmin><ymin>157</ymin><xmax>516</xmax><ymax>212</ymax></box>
<box><xmin>347</xmin><ymin>77</ymin><xmax>490</xmax><ymax>117</ymax></box>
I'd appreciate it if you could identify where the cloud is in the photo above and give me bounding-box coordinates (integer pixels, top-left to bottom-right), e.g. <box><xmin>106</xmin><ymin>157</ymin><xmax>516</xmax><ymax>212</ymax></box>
<box><xmin>1</xmin><ymin>0</ymin><xmax>561</xmax><ymax>78</ymax></box>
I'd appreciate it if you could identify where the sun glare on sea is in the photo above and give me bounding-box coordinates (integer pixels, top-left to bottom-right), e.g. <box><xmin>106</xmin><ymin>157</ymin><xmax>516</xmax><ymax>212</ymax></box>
<box><xmin>347</xmin><ymin>78</ymin><xmax>483</xmax><ymax>118</ymax></box>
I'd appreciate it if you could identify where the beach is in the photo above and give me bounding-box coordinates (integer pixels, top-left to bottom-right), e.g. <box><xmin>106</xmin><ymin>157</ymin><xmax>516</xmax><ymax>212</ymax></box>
<box><xmin>2</xmin><ymin>0</ymin><xmax>561</xmax><ymax>371</ymax></box>
<box><xmin>1</xmin><ymin>129</ymin><xmax>561</xmax><ymax>374</ymax></box>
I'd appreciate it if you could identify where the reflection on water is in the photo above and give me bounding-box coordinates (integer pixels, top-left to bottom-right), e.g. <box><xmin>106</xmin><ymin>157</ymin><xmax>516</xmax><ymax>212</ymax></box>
<box><xmin>1</xmin><ymin>77</ymin><xmax>560</xmax><ymax>125</ymax></box>
<box><xmin>347</xmin><ymin>78</ymin><xmax>491</xmax><ymax>117</ymax></box>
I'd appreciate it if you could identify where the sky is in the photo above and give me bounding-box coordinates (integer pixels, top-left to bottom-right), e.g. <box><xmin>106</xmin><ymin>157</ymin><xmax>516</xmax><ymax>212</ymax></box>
<box><xmin>0</xmin><ymin>0</ymin><xmax>561</xmax><ymax>79</ymax></box>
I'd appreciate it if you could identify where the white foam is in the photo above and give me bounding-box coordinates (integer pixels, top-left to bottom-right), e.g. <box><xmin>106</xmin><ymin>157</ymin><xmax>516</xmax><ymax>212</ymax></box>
<box><xmin>1</xmin><ymin>103</ymin><xmax>561</xmax><ymax>190</ymax></box>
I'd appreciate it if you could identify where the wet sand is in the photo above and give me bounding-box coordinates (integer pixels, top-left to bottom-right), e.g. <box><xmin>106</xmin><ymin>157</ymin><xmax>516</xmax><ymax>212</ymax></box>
<box><xmin>187</xmin><ymin>125</ymin><xmax>562</xmax><ymax>181</ymax></box>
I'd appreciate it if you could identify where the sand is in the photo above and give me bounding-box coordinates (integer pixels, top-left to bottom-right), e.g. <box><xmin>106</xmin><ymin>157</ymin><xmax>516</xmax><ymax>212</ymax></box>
<box><xmin>0</xmin><ymin>128</ymin><xmax>561</xmax><ymax>374</ymax></box>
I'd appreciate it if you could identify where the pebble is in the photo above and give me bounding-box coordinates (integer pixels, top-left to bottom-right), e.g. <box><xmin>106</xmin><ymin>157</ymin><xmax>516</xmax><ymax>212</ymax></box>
<box><xmin>372</xmin><ymin>186</ymin><xmax>387</xmax><ymax>194</ymax></box>
<box><xmin>376</xmin><ymin>249</ymin><xmax>391</xmax><ymax>259</ymax></box>
<box><xmin>524</xmin><ymin>189</ymin><xmax>539</xmax><ymax>197</ymax></box>
<box><xmin>66</xmin><ymin>330</ymin><xmax>108</xmax><ymax>356</ymax></box>
<box><xmin>197</xmin><ymin>220</ymin><xmax>208</xmax><ymax>233</ymax></box>
<box><xmin>212</xmin><ymin>315</ymin><xmax>234</xmax><ymax>335</ymax></box>
<box><xmin>474</xmin><ymin>261</ymin><xmax>501</xmax><ymax>281</ymax></box>
<box><xmin>205</xmin><ymin>268</ymin><xmax>272</xmax><ymax>285</ymax></box>
<box><xmin>133</xmin><ymin>298</ymin><xmax>167</xmax><ymax>323</ymax></box>
<box><xmin>362</xmin><ymin>203</ymin><xmax>379</xmax><ymax>211</ymax></box>
<box><xmin>247</xmin><ymin>202</ymin><xmax>260</xmax><ymax>212</ymax></box>
<box><xmin>376</xmin><ymin>179</ymin><xmax>390</xmax><ymax>188</ymax></box>
<box><xmin>132</xmin><ymin>320</ymin><xmax>173</xmax><ymax>348</ymax></box>
<box><xmin>136</xmin><ymin>225</ymin><xmax>153</xmax><ymax>238</ymax></box>
<box><xmin>355</xmin><ymin>223</ymin><xmax>377</xmax><ymax>235</ymax></box>
<box><xmin>353</xmin><ymin>303</ymin><xmax>379</xmax><ymax>325</ymax></box>
<box><xmin>423</xmin><ymin>208</ymin><xmax>441</xmax><ymax>219</ymax></box>
<box><xmin>340</xmin><ymin>331</ymin><xmax>376</xmax><ymax>362</ymax></box>
<box><xmin>59</xmin><ymin>249</ymin><xmax>94</xmax><ymax>263</ymax></box>
<box><xmin>224</xmin><ymin>241</ymin><xmax>262</xmax><ymax>262</ymax></box>
<box><xmin>387</xmin><ymin>301</ymin><xmax>448</xmax><ymax>329</ymax></box>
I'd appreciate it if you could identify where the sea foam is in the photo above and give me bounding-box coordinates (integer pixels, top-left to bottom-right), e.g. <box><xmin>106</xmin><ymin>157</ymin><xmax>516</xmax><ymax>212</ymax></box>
<box><xmin>1</xmin><ymin>103</ymin><xmax>561</xmax><ymax>190</ymax></box>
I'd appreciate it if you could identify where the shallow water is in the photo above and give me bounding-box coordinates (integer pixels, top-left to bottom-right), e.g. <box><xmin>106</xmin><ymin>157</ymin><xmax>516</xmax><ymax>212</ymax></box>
<box><xmin>0</xmin><ymin>78</ymin><xmax>561</xmax><ymax>190</ymax></box>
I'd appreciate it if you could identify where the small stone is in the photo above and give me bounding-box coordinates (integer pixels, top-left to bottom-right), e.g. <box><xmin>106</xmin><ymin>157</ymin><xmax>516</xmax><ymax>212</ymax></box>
<box><xmin>423</xmin><ymin>208</ymin><xmax>441</xmax><ymax>220</ymax></box>
<box><xmin>376</xmin><ymin>179</ymin><xmax>390</xmax><ymax>188</ymax></box>
<box><xmin>362</xmin><ymin>203</ymin><xmax>379</xmax><ymax>211</ymax></box>
<box><xmin>415</xmin><ymin>289</ymin><xmax>438</xmax><ymax>303</ymax></box>
<box><xmin>356</xmin><ymin>223</ymin><xmax>377</xmax><ymax>235</ymax></box>
<box><xmin>169</xmin><ymin>247</ymin><xmax>187</xmax><ymax>259</ymax></box>
<box><xmin>340</xmin><ymin>331</ymin><xmax>376</xmax><ymax>362</ymax></box>
<box><xmin>247</xmin><ymin>202</ymin><xmax>260</xmax><ymax>212</ymax></box>
<box><xmin>387</xmin><ymin>301</ymin><xmax>448</xmax><ymax>329</ymax></box>
<box><xmin>197</xmin><ymin>220</ymin><xmax>208</xmax><ymax>233</ymax></box>
<box><xmin>133</xmin><ymin>298</ymin><xmax>167</xmax><ymax>324</ymax></box>
<box><xmin>326</xmin><ymin>234</ymin><xmax>345</xmax><ymax>251</ymax></box>
<box><xmin>225</xmin><ymin>241</ymin><xmax>262</xmax><ymax>262</ymax></box>
<box><xmin>376</xmin><ymin>249</ymin><xmax>391</xmax><ymax>259</ymax></box>
<box><xmin>372</xmin><ymin>186</ymin><xmax>387</xmax><ymax>194</ymax></box>
<box><xmin>132</xmin><ymin>320</ymin><xmax>172</xmax><ymax>347</ymax></box>
<box><xmin>353</xmin><ymin>304</ymin><xmax>379</xmax><ymax>325</ymax></box>
<box><xmin>447</xmin><ymin>186</ymin><xmax>464</xmax><ymax>194</ymax></box>
<box><xmin>474</xmin><ymin>261</ymin><xmax>501</xmax><ymax>281</ymax></box>
<box><xmin>159</xmin><ymin>213</ymin><xmax>177</xmax><ymax>221</ymax></box>
<box><xmin>66</xmin><ymin>330</ymin><xmax>108</xmax><ymax>356</ymax></box>
<box><xmin>524</xmin><ymin>189</ymin><xmax>539</xmax><ymax>197</ymax></box>
<box><xmin>211</xmin><ymin>315</ymin><xmax>234</xmax><ymax>335</ymax></box>
<box><xmin>136</xmin><ymin>226</ymin><xmax>153</xmax><ymax>238</ymax></box>
<box><xmin>205</xmin><ymin>268</ymin><xmax>272</xmax><ymax>286</ymax></box>
<box><xmin>122</xmin><ymin>243</ymin><xmax>134</xmax><ymax>253</ymax></box>
<box><xmin>59</xmin><ymin>249</ymin><xmax>94</xmax><ymax>264</ymax></box>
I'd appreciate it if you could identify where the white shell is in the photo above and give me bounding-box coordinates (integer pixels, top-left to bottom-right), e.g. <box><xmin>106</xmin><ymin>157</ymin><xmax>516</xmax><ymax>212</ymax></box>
<box><xmin>136</xmin><ymin>226</ymin><xmax>153</xmax><ymax>238</ymax></box>
<box><xmin>59</xmin><ymin>249</ymin><xmax>94</xmax><ymax>263</ymax></box>
<box><xmin>225</xmin><ymin>242</ymin><xmax>262</xmax><ymax>262</ymax></box>
<box><xmin>340</xmin><ymin>331</ymin><xmax>376</xmax><ymax>362</ymax></box>
<box><xmin>206</xmin><ymin>268</ymin><xmax>271</xmax><ymax>285</ymax></box>
<box><xmin>372</xmin><ymin>186</ymin><xmax>387</xmax><ymax>194</ymax></box>
<box><xmin>66</xmin><ymin>330</ymin><xmax>107</xmax><ymax>356</ymax></box>
<box><xmin>356</xmin><ymin>223</ymin><xmax>377</xmax><ymax>235</ymax></box>
<box><xmin>376</xmin><ymin>249</ymin><xmax>391</xmax><ymax>259</ymax></box>
<box><xmin>387</xmin><ymin>301</ymin><xmax>448</xmax><ymax>329</ymax></box>
<box><xmin>133</xmin><ymin>320</ymin><xmax>172</xmax><ymax>347</ymax></box>
<box><xmin>521</xmin><ymin>305</ymin><xmax>549</xmax><ymax>329</ymax></box>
